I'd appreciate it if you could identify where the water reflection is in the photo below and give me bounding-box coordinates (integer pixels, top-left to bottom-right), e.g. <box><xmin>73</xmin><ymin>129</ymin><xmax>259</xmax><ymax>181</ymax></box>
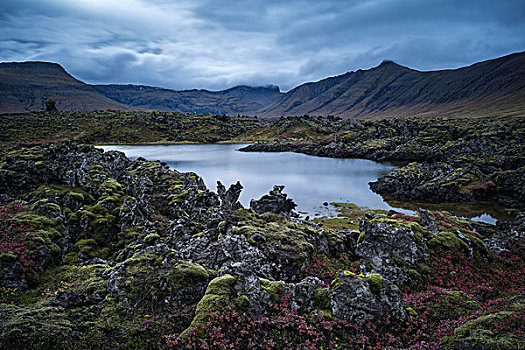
<box><xmin>99</xmin><ymin>144</ymin><xmax>507</xmax><ymax>223</ymax></box>
<box><xmin>100</xmin><ymin>144</ymin><xmax>398</xmax><ymax>215</ymax></box>
<box><xmin>381</xmin><ymin>195</ymin><xmax>517</xmax><ymax>224</ymax></box>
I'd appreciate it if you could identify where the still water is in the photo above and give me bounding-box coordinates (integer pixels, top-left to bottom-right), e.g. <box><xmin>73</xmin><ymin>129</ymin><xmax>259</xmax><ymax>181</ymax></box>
<box><xmin>100</xmin><ymin>144</ymin><xmax>400</xmax><ymax>215</ymax></box>
<box><xmin>100</xmin><ymin>144</ymin><xmax>500</xmax><ymax>223</ymax></box>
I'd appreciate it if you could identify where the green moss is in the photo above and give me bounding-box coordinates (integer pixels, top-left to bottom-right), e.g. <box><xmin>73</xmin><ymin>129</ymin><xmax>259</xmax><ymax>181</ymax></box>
<box><xmin>74</xmin><ymin>239</ymin><xmax>97</xmax><ymax>256</ymax></box>
<box><xmin>260</xmin><ymin>278</ymin><xmax>285</xmax><ymax>301</ymax></box>
<box><xmin>366</xmin><ymin>273</ymin><xmax>384</xmax><ymax>294</ymax></box>
<box><xmin>406</xmin><ymin>307</ymin><xmax>418</xmax><ymax>316</ymax></box>
<box><xmin>0</xmin><ymin>252</ymin><xmax>19</xmax><ymax>261</ymax></box>
<box><xmin>84</xmin><ymin>277</ymin><xmax>107</xmax><ymax>295</ymax></box>
<box><xmin>101</xmin><ymin>178</ymin><xmax>124</xmax><ymax>193</ymax></box>
<box><xmin>11</xmin><ymin>212</ymin><xmax>56</xmax><ymax>229</ymax></box>
<box><xmin>0</xmin><ymin>305</ymin><xmax>76</xmax><ymax>349</ymax></box>
<box><xmin>232</xmin><ymin>294</ymin><xmax>250</xmax><ymax>310</ymax></box>
<box><xmin>183</xmin><ymin>274</ymin><xmax>237</xmax><ymax>335</ymax></box>
<box><xmin>232</xmin><ymin>225</ymin><xmax>260</xmax><ymax>240</ymax></box>
<box><xmin>407</xmin><ymin>268</ymin><xmax>422</xmax><ymax>282</ymax></box>
<box><xmin>229</xmin><ymin>209</ymin><xmax>316</xmax><ymax>270</ymax></box>
<box><xmin>313</xmin><ymin>287</ymin><xmax>330</xmax><ymax>309</ymax></box>
<box><xmin>427</xmin><ymin>231</ymin><xmax>469</xmax><ymax>253</ymax></box>
<box><xmin>428</xmin><ymin>291</ymin><xmax>482</xmax><ymax>321</ymax></box>
<box><xmin>467</xmin><ymin>234</ymin><xmax>489</xmax><ymax>258</ymax></box>
<box><xmin>49</xmin><ymin>244</ymin><xmax>61</xmax><ymax>255</ymax></box>
<box><xmin>167</xmin><ymin>191</ymin><xmax>188</xmax><ymax>205</ymax></box>
<box><xmin>170</xmin><ymin>261</ymin><xmax>211</xmax><ymax>284</ymax></box>
<box><xmin>93</xmin><ymin>247</ymin><xmax>110</xmax><ymax>260</ymax></box>
<box><xmin>144</xmin><ymin>233</ymin><xmax>160</xmax><ymax>245</ymax></box>
<box><xmin>357</xmin><ymin>232</ymin><xmax>366</xmax><ymax>244</ymax></box>
<box><xmin>17</xmin><ymin>153</ymin><xmax>44</xmax><ymax>161</ymax></box>
<box><xmin>331</xmin><ymin>277</ymin><xmax>342</xmax><ymax>289</ymax></box>
<box><xmin>313</xmin><ymin>202</ymin><xmax>386</xmax><ymax>231</ymax></box>
<box><xmin>441</xmin><ymin>311</ymin><xmax>522</xmax><ymax>350</ymax></box>
<box><xmin>24</xmin><ymin>184</ymin><xmax>94</xmax><ymax>204</ymax></box>
<box><xmin>64</xmin><ymin>251</ymin><xmax>78</xmax><ymax>265</ymax></box>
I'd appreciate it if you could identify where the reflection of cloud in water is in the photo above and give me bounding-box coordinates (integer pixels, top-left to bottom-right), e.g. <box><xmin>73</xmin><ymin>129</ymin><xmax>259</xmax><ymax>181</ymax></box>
<box><xmin>98</xmin><ymin>144</ymin><xmax>499</xmax><ymax>223</ymax></box>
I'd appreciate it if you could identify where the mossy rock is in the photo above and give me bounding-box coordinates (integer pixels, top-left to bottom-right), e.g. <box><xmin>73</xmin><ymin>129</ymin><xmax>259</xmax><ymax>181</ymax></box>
<box><xmin>24</xmin><ymin>184</ymin><xmax>94</xmax><ymax>204</ymax></box>
<box><xmin>64</xmin><ymin>251</ymin><xmax>79</xmax><ymax>265</ymax></box>
<box><xmin>366</xmin><ymin>273</ymin><xmax>385</xmax><ymax>294</ymax></box>
<box><xmin>83</xmin><ymin>277</ymin><xmax>107</xmax><ymax>295</ymax></box>
<box><xmin>167</xmin><ymin>191</ymin><xmax>189</xmax><ymax>205</ymax></box>
<box><xmin>441</xmin><ymin>311</ymin><xmax>523</xmax><ymax>350</ymax></box>
<box><xmin>313</xmin><ymin>287</ymin><xmax>331</xmax><ymax>309</ymax></box>
<box><xmin>260</xmin><ymin>278</ymin><xmax>285</xmax><ymax>301</ymax></box>
<box><xmin>427</xmin><ymin>231</ymin><xmax>470</xmax><ymax>254</ymax></box>
<box><xmin>0</xmin><ymin>252</ymin><xmax>19</xmax><ymax>261</ymax></box>
<box><xmin>183</xmin><ymin>274</ymin><xmax>238</xmax><ymax>334</ymax></box>
<box><xmin>118</xmin><ymin>257</ymin><xmax>212</xmax><ymax>311</ymax></box>
<box><xmin>11</xmin><ymin>212</ymin><xmax>56</xmax><ymax>230</ymax></box>
<box><xmin>144</xmin><ymin>233</ymin><xmax>160</xmax><ymax>245</ymax></box>
<box><xmin>0</xmin><ymin>305</ymin><xmax>76</xmax><ymax>349</ymax></box>
<box><xmin>74</xmin><ymin>239</ymin><xmax>98</xmax><ymax>255</ymax></box>
<box><xmin>230</xmin><ymin>209</ymin><xmax>317</xmax><ymax>270</ymax></box>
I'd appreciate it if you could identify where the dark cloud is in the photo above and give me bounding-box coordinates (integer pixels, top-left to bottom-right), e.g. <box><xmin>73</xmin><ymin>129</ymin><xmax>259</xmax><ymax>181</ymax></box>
<box><xmin>0</xmin><ymin>0</ymin><xmax>523</xmax><ymax>91</ymax></box>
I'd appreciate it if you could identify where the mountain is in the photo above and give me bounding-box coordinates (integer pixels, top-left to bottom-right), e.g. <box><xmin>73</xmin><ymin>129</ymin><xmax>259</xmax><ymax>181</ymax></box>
<box><xmin>0</xmin><ymin>62</ymin><xmax>131</xmax><ymax>113</ymax></box>
<box><xmin>93</xmin><ymin>84</ymin><xmax>282</xmax><ymax>115</ymax></box>
<box><xmin>1</xmin><ymin>52</ymin><xmax>524</xmax><ymax>118</ymax></box>
<box><xmin>259</xmin><ymin>52</ymin><xmax>525</xmax><ymax>118</ymax></box>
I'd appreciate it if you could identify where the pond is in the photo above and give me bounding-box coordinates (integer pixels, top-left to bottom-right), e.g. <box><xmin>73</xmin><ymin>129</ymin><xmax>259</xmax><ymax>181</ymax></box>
<box><xmin>99</xmin><ymin>144</ymin><xmax>502</xmax><ymax>223</ymax></box>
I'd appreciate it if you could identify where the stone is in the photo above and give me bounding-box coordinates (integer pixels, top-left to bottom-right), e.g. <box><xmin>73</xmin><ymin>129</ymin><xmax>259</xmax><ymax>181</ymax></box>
<box><xmin>356</xmin><ymin>216</ymin><xmax>426</xmax><ymax>285</ymax></box>
<box><xmin>329</xmin><ymin>271</ymin><xmax>406</xmax><ymax>326</ymax></box>
<box><xmin>250</xmin><ymin>185</ymin><xmax>297</xmax><ymax>218</ymax></box>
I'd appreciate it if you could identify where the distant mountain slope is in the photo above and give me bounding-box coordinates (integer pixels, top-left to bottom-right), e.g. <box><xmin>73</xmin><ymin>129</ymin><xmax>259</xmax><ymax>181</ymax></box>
<box><xmin>93</xmin><ymin>84</ymin><xmax>282</xmax><ymax>115</ymax></box>
<box><xmin>0</xmin><ymin>62</ymin><xmax>131</xmax><ymax>113</ymax></box>
<box><xmin>1</xmin><ymin>52</ymin><xmax>524</xmax><ymax>117</ymax></box>
<box><xmin>257</xmin><ymin>52</ymin><xmax>525</xmax><ymax>118</ymax></box>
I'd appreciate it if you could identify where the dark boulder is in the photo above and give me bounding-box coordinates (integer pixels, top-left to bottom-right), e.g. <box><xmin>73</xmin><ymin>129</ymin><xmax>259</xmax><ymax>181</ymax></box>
<box><xmin>250</xmin><ymin>185</ymin><xmax>297</xmax><ymax>218</ymax></box>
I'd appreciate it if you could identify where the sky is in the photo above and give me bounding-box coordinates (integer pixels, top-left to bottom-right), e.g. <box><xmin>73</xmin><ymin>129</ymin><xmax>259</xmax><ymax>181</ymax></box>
<box><xmin>1</xmin><ymin>0</ymin><xmax>524</xmax><ymax>91</ymax></box>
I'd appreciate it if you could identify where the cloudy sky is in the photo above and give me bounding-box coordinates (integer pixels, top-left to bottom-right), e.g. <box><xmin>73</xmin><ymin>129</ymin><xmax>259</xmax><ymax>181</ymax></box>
<box><xmin>1</xmin><ymin>0</ymin><xmax>524</xmax><ymax>91</ymax></box>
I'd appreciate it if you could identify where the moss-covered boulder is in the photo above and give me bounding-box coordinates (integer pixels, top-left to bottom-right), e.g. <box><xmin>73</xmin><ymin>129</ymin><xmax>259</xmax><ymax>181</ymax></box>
<box><xmin>329</xmin><ymin>270</ymin><xmax>406</xmax><ymax>326</ymax></box>
<box><xmin>356</xmin><ymin>214</ymin><xmax>428</xmax><ymax>285</ymax></box>
<box><xmin>106</xmin><ymin>251</ymin><xmax>215</xmax><ymax>312</ymax></box>
<box><xmin>441</xmin><ymin>311</ymin><xmax>524</xmax><ymax>350</ymax></box>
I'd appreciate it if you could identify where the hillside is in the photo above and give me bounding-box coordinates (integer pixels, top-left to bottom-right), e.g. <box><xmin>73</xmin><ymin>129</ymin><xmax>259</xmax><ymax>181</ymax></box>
<box><xmin>93</xmin><ymin>84</ymin><xmax>282</xmax><ymax>115</ymax></box>
<box><xmin>258</xmin><ymin>52</ymin><xmax>525</xmax><ymax>118</ymax></box>
<box><xmin>1</xmin><ymin>52</ymin><xmax>524</xmax><ymax>117</ymax></box>
<box><xmin>0</xmin><ymin>62</ymin><xmax>131</xmax><ymax>113</ymax></box>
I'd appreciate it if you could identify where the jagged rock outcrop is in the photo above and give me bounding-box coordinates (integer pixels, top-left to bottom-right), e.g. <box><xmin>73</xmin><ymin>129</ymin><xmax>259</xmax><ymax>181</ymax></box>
<box><xmin>250</xmin><ymin>185</ymin><xmax>297</xmax><ymax>217</ymax></box>
<box><xmin>217</xmin><ymin>180</ymin><xmax>243</xmax><ymax>217</ymax></box>
<box><xmin>170</xmin><ymin>209</ymin><xmax>325</xmax><ymax>282</ymax></box>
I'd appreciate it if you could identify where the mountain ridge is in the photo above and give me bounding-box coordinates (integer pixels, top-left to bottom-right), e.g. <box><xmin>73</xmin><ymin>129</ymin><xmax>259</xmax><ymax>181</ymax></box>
<box><xmin>1</xmin><ymin>51</ymin><xmax>524</xmax><ymax>118</ymax></box>
<box><xmin>0</xmin><ymin>61</ymin><xmax>132</xmax><ymax>113</ymax></box>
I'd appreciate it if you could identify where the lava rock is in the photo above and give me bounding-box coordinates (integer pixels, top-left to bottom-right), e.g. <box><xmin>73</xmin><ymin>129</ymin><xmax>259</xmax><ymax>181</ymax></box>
<box><xmin>329</xmin><ymin>271</ymin><xmax>406</xmax><ymax>326</ymax></box>
<box><xmin>250</xmin><ymin>185</ymin><xmax>297</xmax><ymax>218</ymax></box>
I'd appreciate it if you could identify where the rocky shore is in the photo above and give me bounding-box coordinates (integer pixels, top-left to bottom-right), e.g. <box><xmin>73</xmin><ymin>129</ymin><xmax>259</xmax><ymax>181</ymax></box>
<box><xmin>0</xmin><ymin>141</ymin><xmax>523</xmax><ymax>349</ymax></box>
<box><xmin>240</xmin><ymin>116</ymin><xmax>525</xmax><ymax>209</ymax></box>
